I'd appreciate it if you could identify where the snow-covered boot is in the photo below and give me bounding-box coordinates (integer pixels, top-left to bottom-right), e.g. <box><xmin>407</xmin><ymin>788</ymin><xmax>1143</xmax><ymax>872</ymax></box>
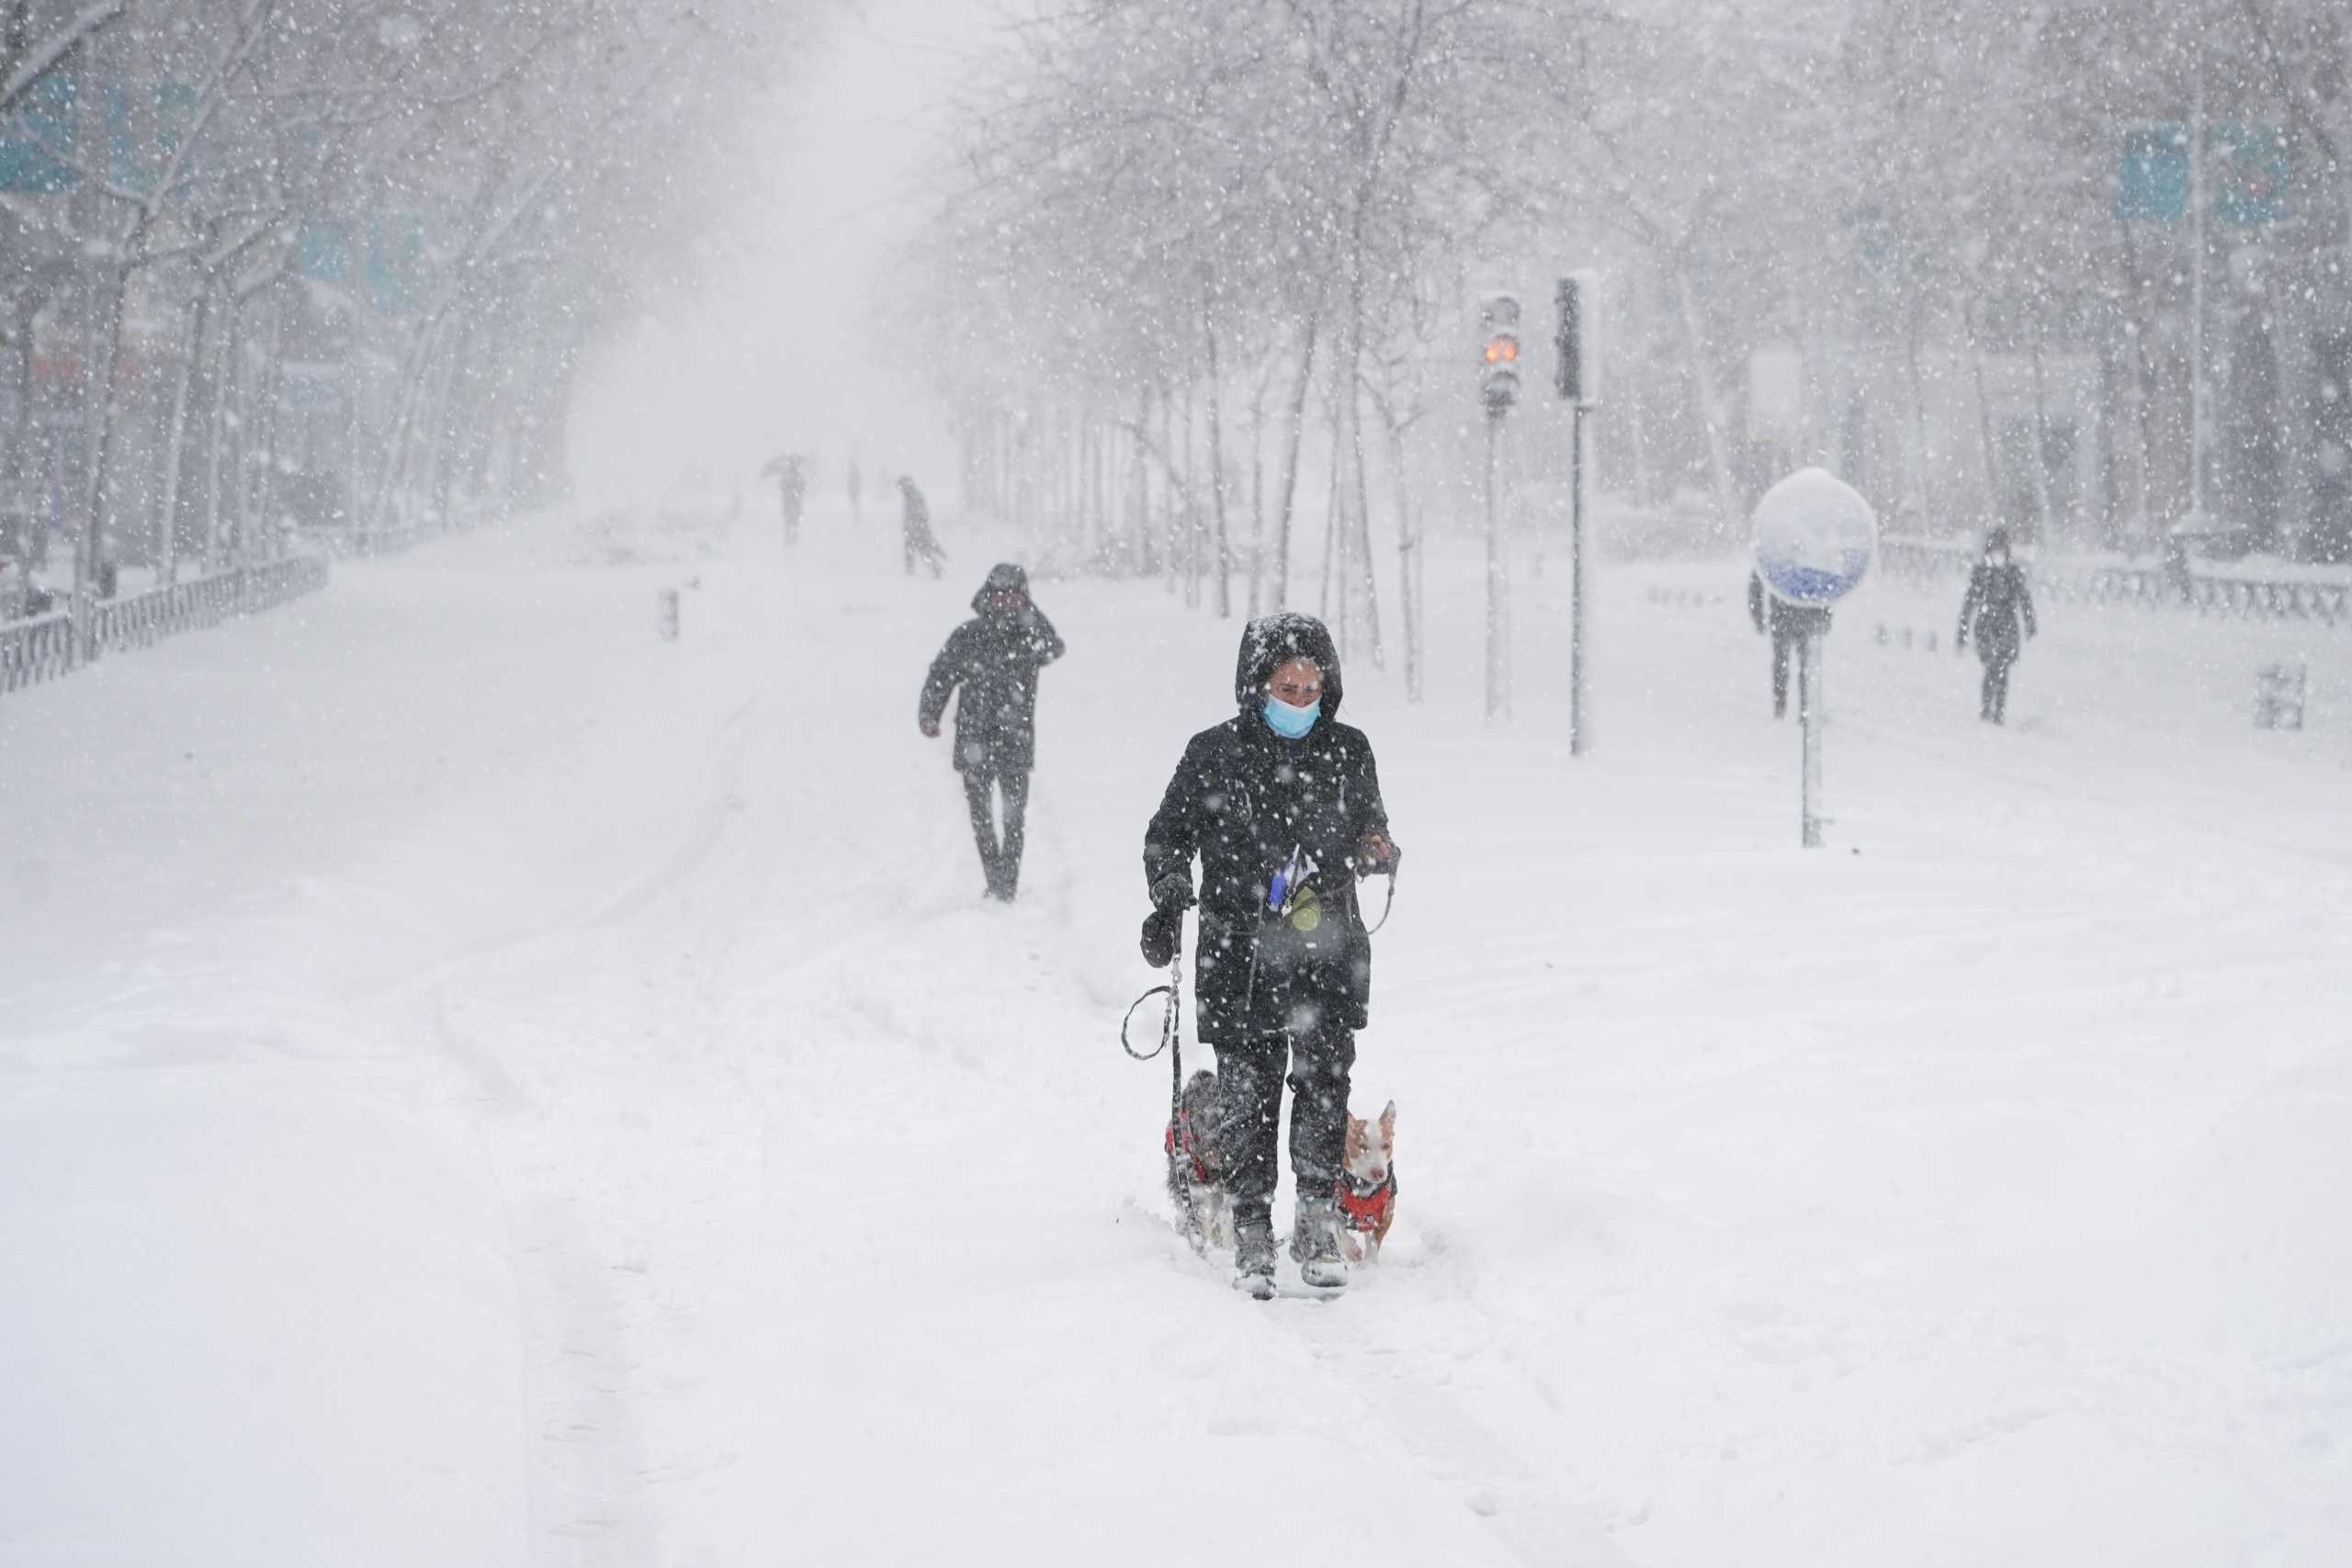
<box><xmin>1290</xmin><ymin>1191</ymin><xmax>1349</xmax><ymax>1292</ymax></box>
<box><xmin>1233</xmin><ymin>1218</ymin><xmax>1276</xmax><ymax>1301</ymax></box>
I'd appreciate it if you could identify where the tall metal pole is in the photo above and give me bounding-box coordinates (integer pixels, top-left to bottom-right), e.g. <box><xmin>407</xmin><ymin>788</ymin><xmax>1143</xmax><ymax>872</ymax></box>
<box><xmin>1484</xmin><ymin>412</ymin><xmax>1509</xmax><ymax>721</ymax></box>
<box><xmin>1569</xmin><ymin>402</ymin><xmax>1589</xmax><ymax>754</ymax></box>
<box><xmin>1798</xmin><ymin>628</ymin><xmax>1824</xmax><ymax>848</ymax></box>
<box><xmin>2190</xmin><ymin>48</ymin><xmax>2207</xmax><ymax>524</ymax></box>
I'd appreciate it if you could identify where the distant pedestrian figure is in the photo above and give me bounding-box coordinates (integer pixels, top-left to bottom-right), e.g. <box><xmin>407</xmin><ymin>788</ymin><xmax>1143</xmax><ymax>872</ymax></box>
<box><xmin>1955</xmin><ymin>527</ymin><xmax>2037</xmax><ymax>724</ymax></box>
<box><xmin>1747</xmin><ymin>571</ymin><xmax>1832</xmax><ymax>718</ymax></box>
<box><xmin>899</xmin><ymin>475</ymin><xmax>946</xmax><ymax>578</ymax></box>
<box><xmin>920</xmin><ymin>563</ymin><xmax>1066</xmax><ymax>900</ymax></box>
<box><xmin>847</xmin><ymin>459</ymin><xmax>865</xmax><ymax>525</ymax></box>
<box><xmin>760</xmin><ymin>453</ymin><xmax>808</xmax><ymax>545</ymax></box>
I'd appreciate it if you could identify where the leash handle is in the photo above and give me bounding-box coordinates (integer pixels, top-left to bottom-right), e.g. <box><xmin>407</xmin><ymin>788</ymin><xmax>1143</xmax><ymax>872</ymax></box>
<box><xmin>1120</xmin><ymin>953</ymin><xmax>1184</xmax><ymax>1063</ymax></box>
<box><xmin>1119</xmin><ymin>984</ymin><xmax>1173</xmax><ymax>1061</ymax></box>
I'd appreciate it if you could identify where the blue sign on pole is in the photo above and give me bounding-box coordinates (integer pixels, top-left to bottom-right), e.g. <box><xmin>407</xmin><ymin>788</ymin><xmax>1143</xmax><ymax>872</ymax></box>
<box><xmin>2212</xmin><ymin>124</ymin><xmax>2287</xmax><ymax>225</ymax></box>
<box><xmin>294</xmin><ymin>222</ymin><xmax>353</xmax><ymax>283</ymax></box>
<box><xmin>0</xmin><ymin>73</ymin><xmax>78</xmax><ymax>194</ymax></box>
<box><xmin>2119</xmin><ymin>123</ymin><xmax>2285</xmax><ymax>224</ymax></box>
<box><xmin>2118</xmin><ymin>126</ymin><xmax>2189</xmax><ymax>222</ymax></box>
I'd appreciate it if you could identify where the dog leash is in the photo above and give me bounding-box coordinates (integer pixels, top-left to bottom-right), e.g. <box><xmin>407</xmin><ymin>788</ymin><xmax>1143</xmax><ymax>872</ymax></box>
<box><xmin>1119</xmin><ymin>951</ymin><xmax>1182</xmax><ymax>1062</ymax></box>
<box><xmin>1362</xmin><ymin>864</ymin><xmax>1398</xmax><ymax>935</ymax></box>
<box><xmin>1125</xmin><ymin>944</ymin><xmax>1209</xmax><ymax>1251</ymax></box>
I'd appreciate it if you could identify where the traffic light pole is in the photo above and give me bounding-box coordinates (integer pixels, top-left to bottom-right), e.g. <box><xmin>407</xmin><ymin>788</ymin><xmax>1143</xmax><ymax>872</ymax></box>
<box><xmin>1484</xmin><ymin>409</ymin><xmax>1509</xmax><ymax>722</ymax></box>
<box><xmin>1555</xmin><ymin>271</ymin><xmax>1599</xmax><ymax>756</ymax></box>
<box><xmin>1569</xmin><ymin>402</ymin><xmax>1589</xmax><ymax>756</ymax></box>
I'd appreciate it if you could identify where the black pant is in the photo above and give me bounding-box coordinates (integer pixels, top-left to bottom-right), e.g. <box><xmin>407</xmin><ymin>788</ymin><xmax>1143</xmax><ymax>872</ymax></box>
<box><xmin>1770</xmin><ymin>627</ymin><xmax>1800</xmax><ymax>716</ymax></box>
<box><xmin>960</xmin><ymin>767</ymin><xmax>1030</xmax><ymax>897</ymax></box>
<box><xmin>1979</xmin><ymin>645</ymin><xmax>2017</xmax><ymax>723</ymax></box>
<box><xmin>1214</xmin><ymin>1001</ymin><xmax>1355</xmax><ymax>1234</ymax></box>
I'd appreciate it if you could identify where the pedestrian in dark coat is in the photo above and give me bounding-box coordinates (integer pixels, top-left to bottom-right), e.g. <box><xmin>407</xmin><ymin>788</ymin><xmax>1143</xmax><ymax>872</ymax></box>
<box><xmin>920</xmin><ymin>563</ymin><xmax>1065</xmax><ymax>899</ymax></box>
<box><xmin>1956</xmin><ymin>527</ymin><xmax>2037</xmax><ymax>723</ymax></box>
<box><xmin>899</xmin><ymin>475</ymin><xmax>945</xmax><ymax>578</ymax></box>
<box><xmin>1748</xmin><ymin>571</ymin><xmax>1833</xmax><ymax>718</ymax></box>
<box><xmin>760</xmin><ymin>453</ymin><xmax>808</xmax><ymax>544</ymax></box>
<box><xmin>1141</xmin><ymin>612</ymin><xmax>1398</xmax><ymax>1297</ymax></box>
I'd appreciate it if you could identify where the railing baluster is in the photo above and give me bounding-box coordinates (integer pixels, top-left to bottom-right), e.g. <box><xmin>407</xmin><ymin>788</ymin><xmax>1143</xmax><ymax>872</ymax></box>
<box><xmin>0</xmin><ymin>558</ymin><xmax>331</xmax><ymax>698</ymax></box>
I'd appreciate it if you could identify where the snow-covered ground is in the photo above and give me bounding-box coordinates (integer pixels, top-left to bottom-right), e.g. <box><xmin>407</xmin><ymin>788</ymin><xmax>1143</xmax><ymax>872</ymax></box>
<box><xmin>3</xmin><ymin>498</ymin><xmax>2346</xmax><ymax>1566</ymax></box>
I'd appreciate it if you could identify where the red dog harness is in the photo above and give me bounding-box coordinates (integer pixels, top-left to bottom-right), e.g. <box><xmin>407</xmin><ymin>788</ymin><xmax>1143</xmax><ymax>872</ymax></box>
<box><xmin>1335</xmin><ymin>1171</ymin><xmax>1396</xmax><ymax>1233</ymax></box>
<box><xmin>1166</xmin><ymin>1114</ymin><xmax>1212</xmax><ymax>1185</ymax></box>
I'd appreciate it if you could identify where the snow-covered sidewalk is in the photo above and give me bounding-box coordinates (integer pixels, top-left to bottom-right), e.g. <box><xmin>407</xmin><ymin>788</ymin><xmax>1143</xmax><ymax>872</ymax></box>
<box><xmin>3</xmin><ymin>502</ymin><xmax>2346</xmax><ymax>1566</ymax></box>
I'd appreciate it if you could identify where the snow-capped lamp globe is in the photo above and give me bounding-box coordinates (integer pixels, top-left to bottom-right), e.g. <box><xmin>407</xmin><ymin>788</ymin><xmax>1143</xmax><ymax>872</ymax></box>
<box><xmin>1749</xmin><ymin>467</ymin><xmax>1877</xmax><ymax>608</ymax></box>
<box><xmin>1748</xmin><ymin>468</ymin><xmax>1878</xmax><ymax>848</ymax></box>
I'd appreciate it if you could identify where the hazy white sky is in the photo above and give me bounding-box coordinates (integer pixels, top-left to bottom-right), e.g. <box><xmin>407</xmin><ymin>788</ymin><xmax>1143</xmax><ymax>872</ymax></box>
<box><xmin>568</xmin><ymin>0</ymin><xmax>991</xmax><ymax>507</ymax></box>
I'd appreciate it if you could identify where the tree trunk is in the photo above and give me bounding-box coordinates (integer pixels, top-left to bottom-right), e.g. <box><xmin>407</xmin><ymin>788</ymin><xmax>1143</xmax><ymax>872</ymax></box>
<box><xmin>1904</xmin><ymin>300</ymin><xmax>1935</xmax><ymax>530</ymax></box>
<box><xmin>1203</xmin><ymin>300</ymin><xmax>1233</xmax><ymax>619</ymax></box>
<box><xmin>1625</xmin><ymin>368</ymin><xmax>1652</xmax><ymax>509</ymax></box>
<box><xmin>2</xmin><ymin>290</ymin><xmax>37</xmax><ymax>515</ymax></box>
<box><xmin>2027</xmin><ymin>317</ymin><xmax>2059</xmax><ymax>546</ymax></box>
<box><xmin>1131</xmin><ymin>389</ymin><xmax>1154</xmax><ymax>576</ymax></box>
<box><xmin>1317</xmin><ymin>398</ymin><xmax>1340</xmax><ymax>623</ymax></box>
<box><xmin>1964</xmin><ymin>293</ymin><xmax>2002</xmax><ymax>533</ymax></box>
<box><xmin>425</xmin><ymin>318</ymin><xmax>475</xmax><ymax>531</ymax></box>
<box><xmin>1348</xmin><ymin>353</ymin><xmax>1384</xmax><ymax>670</ymax></box>
<box><xmin>76</xmin><ymin>257</ymin><xmax>130</xmax><ymax>650</ymax></box>
<box><xmin>247</xmin><ymin>295</ymin><xmax>288</xmax><ymax>558</ymax></box>
<box><xmin>1270</xmin><ymin>310</ymin><xmax>1319</xmax><ymax>613</ymax></box>
<box><xmin>1378</xmin><ymin>391</ymin><xmax>1422</xmax><ymax>703</ymax></box>
<box><xmin>1672</xmin><ymin>260</ymin><xmax>1738</xmax><ymax>536</ymax></box>
<box><xmin>1166</xmin><ymin>380</ymin><xmax>1185</xmax><ymax>602</ymax></box>
<box><xmin>203</xmin><ymin>301</ymin><xmax>234</xmax><ymax>572</ymax></box>
<box><xmin>366</xmin><ymin>312</ymin><xmax>448</xmax><ymax>542</ymax></box>
<box><xmin>1245</xmin><ymin>359</ymin><xmax>1270</xmax><ymax>617</ymax></box>
<box><xmin>155</xmin><ymin>288</ymin><xmax>210</xmax><ymax>586</ymax></box>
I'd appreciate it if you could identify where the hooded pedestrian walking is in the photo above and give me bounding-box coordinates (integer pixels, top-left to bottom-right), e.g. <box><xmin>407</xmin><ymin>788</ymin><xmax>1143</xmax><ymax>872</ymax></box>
<box><xmin>1956</xmin><ymin>527</ymin><xmax>2037</xmax><ymax>723</ymax></box>
<box><xmin>1140</xmin><ymin>613</ymin><xmax>1398</xmax><ymax>1297</ymax></box>
<box><xmin>760</xmin><ymin>452</ymin><xmax>808</xmax><ymax>545</ymax></box>
<box><xmin>920</xmin><ymin>563</ymin><xmax>1065</xmax><ymax>900</ymax></box>
<box><xmin>1748</xmin><ymin>570</ymin><xmax>1832</xmax><ymax>718</ymax></box>
<box><xmin>899</xmin><ymin>475</ymin><xmax>946</xmax><ymax>578</ymax></box>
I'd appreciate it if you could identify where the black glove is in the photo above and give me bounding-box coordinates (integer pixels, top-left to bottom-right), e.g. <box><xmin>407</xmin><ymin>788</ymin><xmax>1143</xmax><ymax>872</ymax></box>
<box><xmin>1148</xmin><ymin>873</ymin><xmax>1195</xmax><ymax>912</ymax></box>
<box><xmin>1139</xmin><ymin>905</ymin><xmax>1182</xmax><ymax>968</ymax></box>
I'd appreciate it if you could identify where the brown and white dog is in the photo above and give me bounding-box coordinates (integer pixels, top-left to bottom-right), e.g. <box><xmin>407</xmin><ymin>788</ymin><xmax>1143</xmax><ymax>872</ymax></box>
<box><xmin>1335</xmin><ymin>1100</ymin><xmax>1398</xmax><ymax>1262</ymax></box>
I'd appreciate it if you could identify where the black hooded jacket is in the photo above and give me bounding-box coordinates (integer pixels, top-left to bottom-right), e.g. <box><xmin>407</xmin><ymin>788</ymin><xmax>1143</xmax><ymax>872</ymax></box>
<box><xmin>1957</xmin><ymin>558</ymin><xmax>2036</xmax><ymax>658</ymax></box>
<box><xmin>919</xmin><ymin>564</ymin><xmax>1066</xmax><ymax>772</ymax></box>
<box><xmin>1748</xmin><ymin>572</ymin><xmax>1832</xmax><ymax>639</ymax></box>
<box><xmin>1143</xmin><ymin>614</ymin><xmax>1390</xmax><ymax>1044</ymax></box>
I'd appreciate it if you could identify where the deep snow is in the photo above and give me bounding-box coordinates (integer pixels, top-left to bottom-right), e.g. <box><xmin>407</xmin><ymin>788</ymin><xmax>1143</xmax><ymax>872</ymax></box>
<box><xmin>2</xmin><ymin>498</ymin><xmax>2346</xmax><ymax>1566</ymax></box>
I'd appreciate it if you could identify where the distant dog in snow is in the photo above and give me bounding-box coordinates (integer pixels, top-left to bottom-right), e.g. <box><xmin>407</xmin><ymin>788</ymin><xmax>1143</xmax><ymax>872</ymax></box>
<box><xmin>1336</xmin><ymin>1100</ymin><xmax>1397</xmax><ymax>1262</ymax></box>
<box><xmin>1166</xmin><ymin>1068</ymin><xmax>1229</xmax><ymax>1252</ymax></box>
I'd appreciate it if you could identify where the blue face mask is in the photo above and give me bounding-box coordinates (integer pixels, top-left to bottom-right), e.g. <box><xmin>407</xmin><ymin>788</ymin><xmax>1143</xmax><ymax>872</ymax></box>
<box><xmin>1263</xmin><ymin>694</ymin><xmax>1320</xmax><ymax>739</ymax></box>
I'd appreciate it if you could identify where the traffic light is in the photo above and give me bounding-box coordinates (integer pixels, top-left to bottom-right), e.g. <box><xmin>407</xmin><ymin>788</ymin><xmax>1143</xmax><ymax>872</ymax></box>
<box><xmin>1556</xmin><ymin>270</ymin><xmax>1600</xmax><ymax>407</ymax></box>
<box><xmin>1479</xmin><ymin>292</ymin><xmax>1521</xmax><ymax>414</ymax></box>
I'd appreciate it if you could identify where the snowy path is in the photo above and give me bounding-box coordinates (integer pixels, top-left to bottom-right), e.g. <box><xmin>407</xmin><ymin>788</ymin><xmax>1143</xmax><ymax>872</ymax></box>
<box><xmin>3</xmin><ymin>503</ymin><xmax>2346</xmax><ymax>1566</ymax></box>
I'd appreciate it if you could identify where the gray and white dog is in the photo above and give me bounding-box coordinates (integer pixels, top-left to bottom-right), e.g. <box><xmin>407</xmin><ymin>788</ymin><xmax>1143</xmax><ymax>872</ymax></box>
<box><xmin>1166</xmin><ymin>1067</ymin><xmax>1230</xmax><ymax>1252</ymax></box>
